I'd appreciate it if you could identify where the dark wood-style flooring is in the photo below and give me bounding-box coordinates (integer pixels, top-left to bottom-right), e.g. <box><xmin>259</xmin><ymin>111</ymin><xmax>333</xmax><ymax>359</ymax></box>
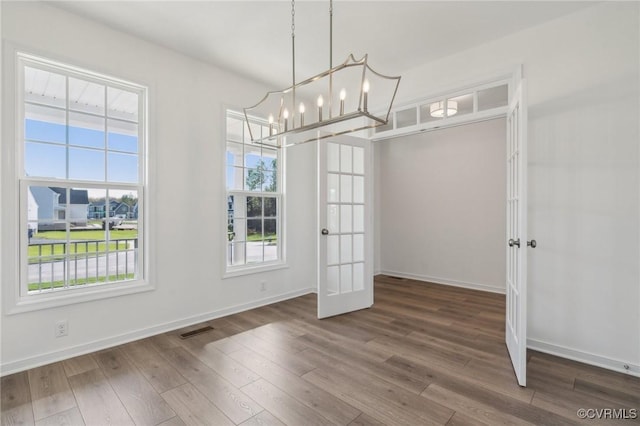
<box><xmin>2</xmin><ymin>275</ymin><xmax>639</xmax><ymax>425</ymax></box>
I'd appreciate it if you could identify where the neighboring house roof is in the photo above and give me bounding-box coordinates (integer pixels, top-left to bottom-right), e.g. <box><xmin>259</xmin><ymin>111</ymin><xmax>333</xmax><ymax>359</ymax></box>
<box><xmin>50</xmin><ymin>187</ymin><xmax>89</xmax><ymax>205</ymax></box>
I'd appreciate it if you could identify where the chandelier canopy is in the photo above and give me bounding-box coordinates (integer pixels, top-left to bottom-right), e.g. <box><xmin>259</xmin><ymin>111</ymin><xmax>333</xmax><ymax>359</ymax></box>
<box><xmin>243</xmin><ymin>1</ymin><xmax>401</xmax><ymax>147</ymax></box>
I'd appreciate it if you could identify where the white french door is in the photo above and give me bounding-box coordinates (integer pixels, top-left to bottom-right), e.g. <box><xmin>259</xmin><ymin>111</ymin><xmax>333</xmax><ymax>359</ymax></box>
<box><xmin>318</xmin><ymin>137</ymin><xmax>373</xmax><ymax>319</ymax></box>
<box><xmin>506</xmin><ymin>77</ymin><xmax>529</xmax><ymax>387</ymax></box>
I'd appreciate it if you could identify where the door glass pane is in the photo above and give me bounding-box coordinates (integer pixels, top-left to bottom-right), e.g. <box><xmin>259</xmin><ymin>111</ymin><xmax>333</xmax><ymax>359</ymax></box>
<box><xmin>353</xmin><ymin>205</ymin><xmax>364</xmax><ymax>233</ymax></box>
<box><xmin>327</xmin><ymin>142</ymin><xmax>339</xmax><ymax>172</ymax></box>
<box><xmin>478</xmin><ymin>84</ymin><xmax>508</xmax><ymax>110</ymax></box>
<box><xmin>340</xmin><ymin>234</ymin><xmax>352</xmax><ymax>263</ymax></box>
<box><xmin>327</xmin><ymin>266</ymin><xmax>339</xmax><ymax>294</ymax></box>
<box><xmin>70</xmin><ymin>147</ymin><xmax>105</xmax><ymax>181</ymax></box>
<box><xmin>327</xmin><ymin>204</ymin><xmax>339</xmax><ymax>233</ymax></box>
<box><xmin>340</xmin><ymin>145</ymin><xmax>352</xmax><ymax>173</ymax></box>
<box><xmin>327</xmin><ymin>235</ymin><xmax>339</xmax><ymax>265</ymax></box>
<box><xmin>353</xmin><ymin>234</ymin><xmax>364</xmax><ymax>262</ymax></box>
<box><xmin>340</xmin><ymin>264</ymin><xmax>353</xmax><ymax>293</ymax></box>
<box><xmin>327</xmin><ymin>173</ymin><xmax>339</xmax><ymax>202</ymax></box>
<box><xmin>353</xmin><ymin>146</ymin><xmax>364</xmax><ymax>175</ymax></box>
<box><xmin>353</xmin><ymin>176</ymin><xmax>364</xmax><ymax>204</ymax></box>
<box><xmin>340</xmin><ymin>175</ymin><xmax>352</xmax><ymax>203</ymax></box>
<box><xmin>353</xmin><ymin>262</ymin><xmax>364</xmax><ymax>291</ymax></box>
<box><xmin>340</xmin><ymin>205</ymin><xmax>352</xmax><ymax>233</ymax></box>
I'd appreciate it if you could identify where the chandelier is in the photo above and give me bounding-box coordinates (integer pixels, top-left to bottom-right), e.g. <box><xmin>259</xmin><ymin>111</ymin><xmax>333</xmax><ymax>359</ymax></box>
<box><xmin>243</xmin><ymin>0</ymin><xmax>401</xmax><ymax>147</ymax></box>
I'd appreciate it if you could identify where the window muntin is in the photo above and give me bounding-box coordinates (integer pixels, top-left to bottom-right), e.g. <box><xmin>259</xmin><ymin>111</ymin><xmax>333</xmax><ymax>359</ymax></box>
<box><xmin>19</xmin><ymin>54</ymin><xmax>146</xmax><ymax>297</ymax></box>
<box><xmin>226</xmin><ymin>111</ymin><xmax>282</xmax><ymax>271</ymax></box>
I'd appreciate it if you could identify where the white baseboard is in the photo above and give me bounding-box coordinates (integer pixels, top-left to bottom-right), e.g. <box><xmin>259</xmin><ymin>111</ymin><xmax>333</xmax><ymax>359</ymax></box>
<box><xmin>378</xmin><ymin>270</ymin><xmax>506</xmax><ymax>294</ymax></box>
<box><xmin>528</xmin><ymin>338</ymin><xmax>640</xmax><ymax>378</ymax></box>
<box><xmin>1</xmin><ymin>287</ymin><xmax>315</xmax><ymax>376</ymax></box>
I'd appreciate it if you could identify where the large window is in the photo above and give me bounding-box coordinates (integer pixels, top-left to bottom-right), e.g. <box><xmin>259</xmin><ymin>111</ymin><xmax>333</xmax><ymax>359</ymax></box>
<box><xmin>18</xmin><ymin>53</ymin><xmax>147</xmax><ymax>300</ymax></box>
<box><xmin>225</xmin><ymin>110</ymin><xmax>283</xmax><ymax>272</ymax></box>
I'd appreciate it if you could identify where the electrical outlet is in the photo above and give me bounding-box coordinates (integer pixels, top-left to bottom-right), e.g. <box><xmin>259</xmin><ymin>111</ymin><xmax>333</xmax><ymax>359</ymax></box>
<box><xmin>55</xmin><ymin>320</ymin><xmax>68</xmax><ymax>337</ymax></box>
<box><xmin>260</xmin><ymin>281</ymin><xmax>267</xmax><ymax>292</ymax></box>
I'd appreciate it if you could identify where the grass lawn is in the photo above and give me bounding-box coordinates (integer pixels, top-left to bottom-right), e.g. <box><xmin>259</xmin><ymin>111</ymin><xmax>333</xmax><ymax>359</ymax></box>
<box><xmin>247</xmin><ymin>233</ymin><xmax>277</xmax><ymax>242</ymax></box>
<box><xmin>29</xmin><ymin>230</ymin><xmax>137</xmax><ymax>262</ymax></box>
<box><xmin>28</xmin><ymin>273</ymin><xmax>135</xmax><ymax>291</ymax></box>
<box><xmin>34</xmin><ymin>229</ymin><xmax>137</xmax><ymax>240</ymax></box>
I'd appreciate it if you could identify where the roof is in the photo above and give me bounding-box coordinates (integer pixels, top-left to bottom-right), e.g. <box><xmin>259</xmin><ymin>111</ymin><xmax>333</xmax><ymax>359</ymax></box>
<box><xmin>50</xmin><ymin>187</ymin><xmax>89</xmax><ymax>205</ymax></box>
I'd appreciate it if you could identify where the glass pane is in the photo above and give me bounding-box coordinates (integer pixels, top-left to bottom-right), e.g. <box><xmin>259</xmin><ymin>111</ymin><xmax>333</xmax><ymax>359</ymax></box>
<box><xmin>226</xmin><ymin>166</ymin><xmax>243</xmax><ymax>190</ymax></box>
<box><xmin>247</xmin><ymin>197</ymin><xmax>262</xmax><ymax>218</ymax></box>
<box><xmin>226</xmin><ymin>142</ymin><xmax>243</xmax><ymax>167</ymax></box>
<box><xmin>247</xmin><ymin>219</ymin><xmax>262</xmax><ymax>241</ymax></box>
<box><xmin>353</xmin><ymin>262</ymin><xmax>364</xmax><ymax>291</ymax></box>
<box><xmin>264</xmin><ymin>219</ymin><xmax>277</xmax><ymax>242</ymax></box>
<box><xmin>245</xmin><ymin>121</ymin><xmax>261</xmax><ymax>143</ymax></box>
<box><xmin>340</xmin><ymin>175</ymin><xmax>352</xmax><ymax>203</ymax></box>
<box><xmin>228</xmin><ymin>218</ymin><xmax>245</xmax><ymax>242</ymax></box>
<box><xmin>327</xmin><ymin>204</ymin><xmax>339</xmax><ymax>234</ymax></box>
<box><xmin>25</xmin><ymin>142</ymin><xmax>66</xmax><ymax>179</ymax></box>
<box><xmin>246</xmin><ymin>241</ymin><xmax>263</xmax><ymax>263</ymax></box>
<box><xmin>353</xmin><ymin>234</ymin><xmax>364</xmax><ymax>262</ymax></box>
<box><xmin>264</xmin><ymin>197</ymin><xmax>277</xmax><ymax>217</ymax></box>
<box><xmin>69</xmin><ymin>148</ymin><xmax>105</xmax><ymax>181</ymax></box>
<box><xmin>108</xmin><ymin>119</ymin><xmax>138</xmax><ymax>153</ymax></box>
<box><xmin>262</xmin><ymin>171</ymin><xmax>277</xmax><ymax>192</ymax></box>
<box><xmin>327</xmin><ymin>265</ymin><xmax>339</xmax><ymax>295</ymax></box>
<box><xmin>353</xmin><ymin>205</ymin><xmax>364</xmax><ymax>233</ymax></box>
<box><xmin>327</xmin><ymin>235</ymin><xmax>339</xmax><ymax>265</ymax></box>
<box><xmin>69</xmin><ymin>77</ymin><xmax>105</xmax><ymax>115</ymax></box>
<box><xmin>340</xmin><ymin>264</ymin><xmax>353</xmax><ymax>293</ymax></box>
<box><xmin>245</xmin><ymin>168</ymin><xmax>263</xmax><ymax>191</ymax></box>
<box><xmin>262</xmin><ymin>148</ymin><xmax>277</xmax><ymax>171</ymax></box>
<box><xmin>25</xmin><ymin>104</ymin><xmax>66</xmax><ymax>143</ymax></box>
<box><xmin>328</xmin><ymin>173</ymin><xmax>339</xmax><ymax>203</ymax></box>
<box><xmin>340</xmin><ymin>205</ymin><xmax>352</xmax><ymax>233</ymax></box>
<box><xmin>447</xmin><ymin>93</ymin><xmax>473</xmax><ymax>117</ymax></box>
<box><xmin>229</xmin><ymin>242</ymin><xmax>245</xmax><ymax>266</ymax></box>
<box><xmin>107</xmin><ymin>152</ymin><xmax>138</xmax><ymax>183</ymax></box>
<box><xmin>478</xmin><ymin>84</ymin><xmax>508</xmax><ymax>110</ymax></box>
<box><xmin>244</xmin><ymin>145</ymin><xmax>261</xmax><ymax>168</ymax></box>
<box><xmin>69</xmin><ymin>112</ymin><xmax>105</xmax><ymax>149</ymax></box>
<box><xmin>353</xmin><ymin>176</ymin><xmax>364</xmax><ymax>204</ymax></box>
<box><xmin>420</xmin><ymin>100</ymin><xmax>445</xmax><ymax>123</ymax></box>
<box><xmin>396</xmin><ymin>107</ymin><xmax>417</xmax><ymax>128</ymax></box>
<box><xmin>340</xmin><ymin>234</ymin><xmax>352</xmax><ymax>263</ymax></box>
<box><xmin>24</xmin><ymin>66</ymin><xmax>66</xmax><ymax>108</ymax></box>
<box><xmin>327</xmin><ymin>142</ymin><xmax>339</xmax><ymax>172</ymax></box>
<box><xmin>227</xmin><ymin>115</ymin><xmax>244</xmax><ymax>142</ymax></box>
<box><xmin>107</xmin><ymin>87</ymin><xmax>138</xmax><ymax>121</ymax></box>
<box><xmin>27</xmin><ymin>256</ymin><xmax>65</xmax><ymax>293</ymax></box>
<box><xmin>264</xmin><ymin>239</ymin><xmax>278</xmax><ymax>262</ymax></box>
<box><xmin>353</xmin><ymin>147</ymin><xmax>364</xmax><ymax>175</ymax></box>
<box><xmin>340</xmin><ymin>145</ymin><xmax>352</xmax><ymax>173</ymax></box>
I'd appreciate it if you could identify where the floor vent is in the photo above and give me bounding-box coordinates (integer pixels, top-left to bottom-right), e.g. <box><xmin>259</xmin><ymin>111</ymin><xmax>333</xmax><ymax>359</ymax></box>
<box><xmin>179</xmin><ymin>326</ymin><xmax>214</xmax><ymax>339</ymax></box>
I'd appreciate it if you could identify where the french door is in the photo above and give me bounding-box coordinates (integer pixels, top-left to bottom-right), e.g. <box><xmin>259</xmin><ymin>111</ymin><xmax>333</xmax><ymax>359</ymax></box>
<box><xmin>317</xmin><ymin>137</ymin><xmax>373</xmax><ymax>319</ymax></box>
<box><xmin>506</xmin><ymin>77</ymin><xmax>528</xmax><ymax>386</ymax></box>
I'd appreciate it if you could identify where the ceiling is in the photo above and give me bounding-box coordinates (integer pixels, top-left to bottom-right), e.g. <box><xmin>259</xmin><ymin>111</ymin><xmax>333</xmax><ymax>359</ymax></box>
<box><xmin>53</xmin><ymin>1</ymin><xmax>596</xmax><ymax>90</ymax></box>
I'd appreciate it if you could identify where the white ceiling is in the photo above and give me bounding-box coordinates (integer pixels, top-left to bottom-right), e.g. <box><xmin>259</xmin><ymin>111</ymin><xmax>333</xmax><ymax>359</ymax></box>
<box><xmin>54</xmin><ymin>1</ymin><xmax>596</xmax><ymax>89</ymax></box>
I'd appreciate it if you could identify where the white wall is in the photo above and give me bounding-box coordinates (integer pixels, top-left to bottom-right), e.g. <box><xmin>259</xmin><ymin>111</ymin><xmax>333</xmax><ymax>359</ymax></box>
<box><xmin>376</xmin><ymin>119</ymin><xmax>506</xmax><ymax>293</ymax></box>
<box><xmin>381</xmin><ymin>2</ymin><xmax>639</xmax><ymax>375</ymax></box>
<box><xmin>1</xmin><ymin>2</ymin><xmax>317</xmax><ymax>374</ymax></box>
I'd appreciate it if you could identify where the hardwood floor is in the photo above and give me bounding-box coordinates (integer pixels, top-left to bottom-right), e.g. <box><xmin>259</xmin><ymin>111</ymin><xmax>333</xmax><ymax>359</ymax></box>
<box><xmin>2</xmin><ymin>275</ymin><xmax>639</xmax><ymax>425</ymax></box>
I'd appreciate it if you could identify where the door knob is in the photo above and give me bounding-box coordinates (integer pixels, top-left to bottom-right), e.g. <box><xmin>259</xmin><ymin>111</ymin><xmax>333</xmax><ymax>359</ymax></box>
<box><xmin>508</xmin><ymin>238</ymin><xmax>520</xmax><ymax>248</ymax></box>
<box><xmin>321</xmin><ymin>228</ymin><xmax>329</xmax><ymax>235</ymax></box>
<box><xmin>527</xmin><ymin>240</ymin><xmax>537</xmax><ymax>248</ymax></box>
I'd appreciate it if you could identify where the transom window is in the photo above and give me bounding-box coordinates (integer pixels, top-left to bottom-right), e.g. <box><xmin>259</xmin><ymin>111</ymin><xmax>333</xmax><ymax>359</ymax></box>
<box><xmin>18</xmin><ymin>53</ymin><xmax>147</xmax><ymax>298</ymax></box>
<box><xmin>225</xmin><ymin>110</ymin><xmax>283</xmax><ymax>272</ymax></box>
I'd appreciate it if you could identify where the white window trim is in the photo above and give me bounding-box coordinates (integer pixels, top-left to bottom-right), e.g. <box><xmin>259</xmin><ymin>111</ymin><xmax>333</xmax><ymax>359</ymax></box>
<box><xmin>223</xmin><ymin>109</ymin><xmax>287</xmax><ymax>278</ymax></box>
<box><xmin>5</xmin><ymin>51</ymin><xmax>152</xmax><ymax>314</ymax></box>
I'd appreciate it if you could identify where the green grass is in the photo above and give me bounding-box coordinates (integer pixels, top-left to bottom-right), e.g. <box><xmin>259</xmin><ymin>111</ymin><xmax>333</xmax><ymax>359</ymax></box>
<box><xmin>29</xmin><ymin>230</ymin><xmax>137</xmax><ymax>263</ymax></box>
<box><xmin>246</xmin><ymin>233</ymin><xmax>277</xmax><ymax>242</ymax></box>
<box><xmin>28</xmin><ymin>273</ymin><xmax>135</xmax><ymax>291</ymax></box>
<box><xmin>34</xmin><ymin>229</ymin><xmax>138</xmax><ymax>240</ymax></box>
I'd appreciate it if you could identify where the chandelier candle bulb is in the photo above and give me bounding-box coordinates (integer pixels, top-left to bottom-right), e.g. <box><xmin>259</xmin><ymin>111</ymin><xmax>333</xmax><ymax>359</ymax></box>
<box><xmin>339</xmin><ymin>89</ymin><xmax>346</xmax><ymax>115</ymax></box>
<box><xmin>363</xmin><ymin>80</ymin><xmax>370</xmax><ymax>112</ymax></box>
<box><xmin>283</xmin><ymin>108</ymin><xmax>289</xmax><ymax>132</ymax></box>
<box><xmin>299</xmin><ymin>103</ymin><xmax>305</xmax><ymax>126</ymax></box>
<box><xmin>317</xmin><ymin>95</ymin><xmax>324</xmax><ymax>121</ymax></box>
<box><xmin>268</xmin><ymin>114</ymin><xmax>274</xmax><ymax>136</ymax></box>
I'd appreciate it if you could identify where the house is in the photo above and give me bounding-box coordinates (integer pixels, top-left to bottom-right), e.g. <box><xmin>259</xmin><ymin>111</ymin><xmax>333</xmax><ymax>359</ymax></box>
<box><xmin>27</xmin><ymin>186</ymin><xmax>89</xmax><ymax>230</ymax></box>
<box><xmin>1</xmin><ymin>1</ymin><xmax>638</xmax><ymax>424</ymax></box>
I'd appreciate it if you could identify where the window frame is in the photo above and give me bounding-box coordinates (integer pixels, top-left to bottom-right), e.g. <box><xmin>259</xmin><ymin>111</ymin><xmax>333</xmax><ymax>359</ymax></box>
<box><xmin>223</xmin><ymin>109</ymin><xmax>286</xmax><ymax>278</ymax></box>
<box><xmin>10</xmin><ymin>52</ymin><xmax>152</xmax><ymax>313</ymax></box>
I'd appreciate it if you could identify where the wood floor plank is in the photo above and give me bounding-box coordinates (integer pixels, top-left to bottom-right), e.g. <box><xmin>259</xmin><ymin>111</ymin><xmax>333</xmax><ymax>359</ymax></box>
<box><xmin>444</xmin><ymin>412</ymin><xmax>491</xmax><ymax>426</ymax></box>
<box><xmin>573</xmin><ymin>377</ymin><xmax>640</xmax><ymax>406</ymax></box>
<box><xmin>241</xmin><ymin>379</ymin><xmax>334</xmax><ymax>426</ymax></box>
<box><xmin>120</xmin><ymin>338</ymin><xmax>187</xmax><ymax>393</ymax></box>
<box><xmin>35</xmin><ymin>407</ymin><xmax>85</xmax><ymax>426</ymax></box>
<box><xmin>239</xmin><ymin>410</ymin><xmax>287</xmax><ymax>426</ymax></box>
<box><xmin>27</xmin><ymin>362</ymin><xmax>76</xmax><ymax>421</ymax></box>
<box><xmin>229</xmin><ymin>347</ymin><xmax>361</xmax><ymax>424</ymax></box>
<box><xmin>61</xmin><ymin>354</ymin><xmax>98</xmax><ymax>378</ymax></box>
<box><xmin>93</xmin><ymin>348</ymin><xmax>176</xmax><ymax>425</ymax></box>
<box><xmin>68</xmin><ymin>368</ymin><xmax>135</xmax><ymax>426</ymax></box>
<box><xmin>161</xmin><ymin>383</ymin><xmax>234</xmax><ymax>426</ymax></box>
<box><xmin>1</xmin><ymin>372</ymin><xmax>35</xmax><ymax>426</ymax></box>
<box><xmin>347</xmin><ymin>413</ymin><xmax>386</xmax><ymax>426</ymax></box>
<box><xmin>158</xmin><ymin>416</ymin><xmax>188</xmax><ymax>426</ymax></box>
<box><xmin>160</xmin><ymin>346</ymin><xmax>263</xmax><ymax>424</ymax></box>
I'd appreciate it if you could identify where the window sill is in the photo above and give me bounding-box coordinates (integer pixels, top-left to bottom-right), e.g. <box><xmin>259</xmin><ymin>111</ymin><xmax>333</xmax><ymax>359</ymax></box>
<box><xmin>7</xmin><ymin>280</ymin><xmax>155</xmax><ymax>315</ymax></box>
<box><xmin>223</xmin><ymin>262</ymin><xmax>288</xmax><ymax>279</ymax></box>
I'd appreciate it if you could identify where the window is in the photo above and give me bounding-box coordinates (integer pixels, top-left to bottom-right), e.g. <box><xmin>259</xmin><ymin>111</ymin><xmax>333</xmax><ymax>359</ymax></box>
<box><xmin>225</xmin><ymin>110</ymin><xmax>283</xmax><ymax>273</ymax></box>
<box><xmin>18</xmin><ymin>53</ymin><xmax>147</xmax><ymax>301</ymax></box>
